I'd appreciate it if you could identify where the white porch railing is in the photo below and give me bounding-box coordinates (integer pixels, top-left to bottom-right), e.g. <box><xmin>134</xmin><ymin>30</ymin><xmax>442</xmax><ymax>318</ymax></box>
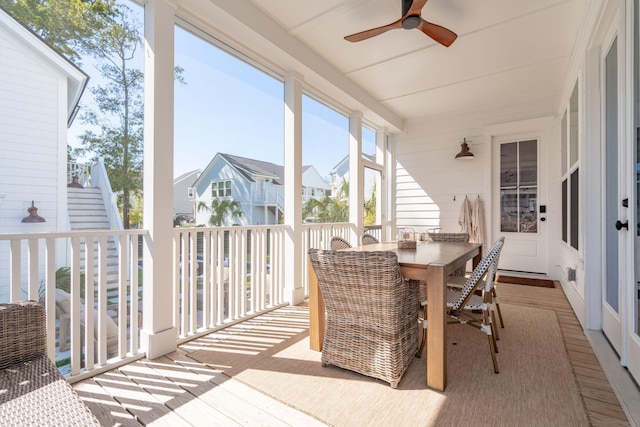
<box><xmin>172</xmin><ymin>225</ymin><xmax>288</xmax><ymax>343</ymax></box>
<box><xmin>0</xmin><ymin>230</ymin><xmax>146</xmax><ymax>381</ymax></box>
<box><xmin>0</xmin><ymin>222</ymin><xmax>355</xmax><ymax>381</ymax></box>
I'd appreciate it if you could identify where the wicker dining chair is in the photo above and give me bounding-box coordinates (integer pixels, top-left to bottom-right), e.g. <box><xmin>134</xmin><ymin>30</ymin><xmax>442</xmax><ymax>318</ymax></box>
<box><xmin>417</xmin><ymin>237</ymin><xmax>505</xmax><ymax>374</ymax></box>
<box><xmin>360</xmin><ymin>233</ymin><xmax>380</xmax><ymax>245</ymax></box>
<box><xmin>0</xmin><ymin>301</ymin><xmax>100</xmax><ymax>425</ymax></box>
<box><xmin>330</xmin><ymin>235</ymin><xmax>352</xmax><ymax>250</ymax></box>
<box><xmin>447</xmin><ymin>238</ymin><xmax>506</xmax><ymax>331</ymax></box>
<box><xmin>308</xmin><ymin>249</ymin><xmax>418</xmax><ymax>388</ymax></box>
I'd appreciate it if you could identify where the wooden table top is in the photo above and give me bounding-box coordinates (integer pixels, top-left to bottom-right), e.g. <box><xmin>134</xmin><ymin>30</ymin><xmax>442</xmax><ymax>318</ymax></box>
<box><xmin>342</xmin><ymin>241</ymin><xmax>482</xmax><ymax>269</ymax></box>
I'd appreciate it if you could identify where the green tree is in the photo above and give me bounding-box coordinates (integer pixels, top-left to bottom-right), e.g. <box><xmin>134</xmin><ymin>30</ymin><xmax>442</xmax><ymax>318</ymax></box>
<box><xmin>77</xmin><ymin>4</ymin><xmax>143</xmax><ymax>229</ymax></box>
<box><xmin>0</xmin><ymin>0</ymin><xmax>116</xmax><ymax>63</ymax></box>
<box><xmin>363</xmin><ymin>181</ymin><xmax>377</xmax><ymax>226</ymax></box>
<box><xmin>302</xmin><ymin>178</ymin><xmax>349</xmax><ymax>223</ymax></box>
<box><xmin>197</xmin><ymin>199</ymin><xmax>243</xmax><ymax>227</ymax></box>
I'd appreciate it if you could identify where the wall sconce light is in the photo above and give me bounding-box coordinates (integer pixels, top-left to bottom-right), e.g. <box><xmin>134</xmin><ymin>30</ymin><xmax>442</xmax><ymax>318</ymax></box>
<box><xmin>455</xmin><ymin>138</ymin><xmax>474</xmax><ymax>160</ymax></box>
<box><xmin>21</xmin><ymin>200</ymin><xmax>46</xmax><ymax>223</ymax></box>
<box><xmin>67</xmin><ymin>175</ymin><xmax>83</xmax><ymax>188</ymax></box>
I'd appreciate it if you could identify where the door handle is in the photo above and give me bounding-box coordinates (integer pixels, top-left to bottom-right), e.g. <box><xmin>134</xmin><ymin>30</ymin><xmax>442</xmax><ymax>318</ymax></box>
<box><xmin>615</xmin><ymin>220</ymin><xmax>628</xmax><ymax>230</ymax></box>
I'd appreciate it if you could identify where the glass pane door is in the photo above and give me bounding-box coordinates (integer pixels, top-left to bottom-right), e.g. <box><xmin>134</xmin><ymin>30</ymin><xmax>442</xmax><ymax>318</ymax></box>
<box><xmin>500</xmin><ymin>140</ymin><xmax>538</xmax><ymax>233</ymax></box>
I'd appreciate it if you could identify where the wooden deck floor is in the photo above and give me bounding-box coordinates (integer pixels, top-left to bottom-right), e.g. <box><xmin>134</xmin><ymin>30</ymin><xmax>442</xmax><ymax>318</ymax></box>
<box><xmin>73</xmin><ymin>281</ymin><xmax>632</xmax><ymax>426</ymax></box>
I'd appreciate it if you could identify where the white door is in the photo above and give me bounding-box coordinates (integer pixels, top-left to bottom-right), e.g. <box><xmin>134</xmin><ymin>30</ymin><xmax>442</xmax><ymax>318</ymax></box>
<box><xmin>601</xmin><ymin>2</ymin><xmax>640</xmax><ymax>383</ymax></box>
<box><xmin>600</xmin><ymin>2</ymin><xmax>640</xmax><ymax>390</ymax></box>
<box><xmin>630</xmin><ymin>0</ymin><xmax>640</xmax><ymax>387</ymax></box>
<box><xmin>492</xmin><ymin>135</ymin><xmax>548</xmax><ymax>274</ymax></box>
<box><xmin>602</xmin><ymin>27</ymin><xmax>623</xmax><ymax>355</ymax></box>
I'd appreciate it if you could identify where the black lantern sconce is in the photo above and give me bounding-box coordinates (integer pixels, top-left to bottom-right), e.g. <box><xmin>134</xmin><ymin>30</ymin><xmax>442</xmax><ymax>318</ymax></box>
<box><xmin>454</xmin><ymin>138</ymin><xmax>474</xmax><ymax>160</ymax></box>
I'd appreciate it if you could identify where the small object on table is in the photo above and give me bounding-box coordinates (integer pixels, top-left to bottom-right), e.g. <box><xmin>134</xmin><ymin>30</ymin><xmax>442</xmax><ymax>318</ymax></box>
<box><xmin>397</xmin><ymin>227</ymin><xmax>417</xmax><ymax>249</ymax></box>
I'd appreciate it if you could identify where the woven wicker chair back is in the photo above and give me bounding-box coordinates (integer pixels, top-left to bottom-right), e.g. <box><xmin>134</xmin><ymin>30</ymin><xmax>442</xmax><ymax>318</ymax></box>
<box><xmin>0</xmin><ymin>301</ymin><xmax>46</xmax><ymax>370</ymax></box>
<box><xmin>360</xmin><ymin>233</ymin><xmax>380</xmax><ymax>245</ymax></box>
<box><xmin>330</xmin><ymin>235</ymin><xmax>352</xmax><ymax>250</ymax></box>
<box><xmin>428</xmin><ymin>232</ymin><xmax>470</xmax><ymax>242</ymax></box>
<box><xmin>308</xmin><ymin>249</ymin><xmax>418</xmax><ymax>388</ymax></box>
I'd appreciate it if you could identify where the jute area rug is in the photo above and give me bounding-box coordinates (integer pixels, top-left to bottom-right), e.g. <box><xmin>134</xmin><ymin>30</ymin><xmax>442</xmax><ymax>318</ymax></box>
<box><xmin>188</xmin><ymin>303</ymin><xmax>588</xmax><ymax>427</ymax></box>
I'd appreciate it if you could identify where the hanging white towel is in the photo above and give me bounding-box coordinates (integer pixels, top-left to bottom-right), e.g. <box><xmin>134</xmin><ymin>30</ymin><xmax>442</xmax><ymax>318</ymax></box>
<box><xmin>458</xmin><ymin>196</ymin><xmax>472</xmax><ymax>235</ymax></box>
<box><xmin>471</xmin><ymin>196</ymin><xmax>487</xmax><ymax>248</ymax></box>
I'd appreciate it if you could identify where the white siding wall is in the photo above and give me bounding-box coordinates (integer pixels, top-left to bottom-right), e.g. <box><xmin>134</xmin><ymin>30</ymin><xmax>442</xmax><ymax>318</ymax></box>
<box><xmin>195</xmin><ymin>161</ymin><xmax>251</xmax><ymax>226</ymax></box>
<box><xmin>0</xmin><ymin>30</ymin><xmax>62</xmax><ymax>232</ymax></box>
<box><xmin>393</xmin><ymin>120</ymin><xmax>487</xmax><ymax>235</ymax></box>
<box><xmin>174</xmin><ymin>170</ymin><xmax>199</xmax><ymax>218</ymax></box>
<box><xmin>0</xmin><ymin>25</ymin><xmax>69</xmax><ymax>301</ymax></box>
<box><xmin>302</xmin><ymin>166</ymin><xmax>329</xmax><ymax>191</ymax></box>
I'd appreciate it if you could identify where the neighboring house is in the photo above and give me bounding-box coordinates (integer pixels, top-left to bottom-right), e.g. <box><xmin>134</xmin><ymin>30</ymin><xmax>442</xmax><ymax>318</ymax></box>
<box><xmin>173</xmin><ymin>169</ymin><xmax>201</xmax><ymax>223</ymax></box>
<box><xmin>193</xmin><ymin>153</ymin><xmax>330</xmax><ymax>226</ymax></box>
<box><xmin>302</xmin><ymin>165</ymin><xmax>331</xmax><ymax>201</ymax></box>
<box><xmin>331</xmin><ymin>153</ymin><xmax>377</xmax><ymax>200</ymax></box>
<box><xmin>0</xmin><ymin>8</ymin><xmax>120</xmax><ymax>301</ymax></box>
<box><xmin>0</xmin><ymin>7</ymin><xmax>87</xmax><ymax>235</ymax></box>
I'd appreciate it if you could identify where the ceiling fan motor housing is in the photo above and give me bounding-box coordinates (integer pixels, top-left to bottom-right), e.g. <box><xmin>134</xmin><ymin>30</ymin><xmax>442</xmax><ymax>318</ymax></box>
<box><xmin>402</xmin><ymin>15</ymin><xmax>421</xmax><ymax>29</ymax></box>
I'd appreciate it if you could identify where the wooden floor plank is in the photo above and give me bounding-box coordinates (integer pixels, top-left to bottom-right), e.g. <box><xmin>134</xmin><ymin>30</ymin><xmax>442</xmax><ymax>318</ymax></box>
<box><xmin>73</xmin><ymin>280</ymin><xmax>632</xmax><ymax>426</ymax></box>
<box><xmin>164</xmin><ymin>349</ymin><xmax>326</xmax><ymax>426</ymax></box>
<box><xmin>92</xmin><ymin>369</ymin><xmax>191</xmax><ymax>426</ymax></box>
<box><xmin>118</xmin><ymin>359</ymin><xmax>240</xmax><ymax>426</ymax></box>
<box><xmin>73</xmin><ymin>378</ymin><xmax>142</xmax><ymax>427</ymax></box>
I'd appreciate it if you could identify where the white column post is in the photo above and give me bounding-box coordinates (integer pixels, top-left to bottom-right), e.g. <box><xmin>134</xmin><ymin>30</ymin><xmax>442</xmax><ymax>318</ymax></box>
<box><xmin>385</xmin><ymin>133</ymin><xmax>396</xmax><ymax>242</ymax></box>
<box><xmin>284</xmin><ymin>72</ymin><xmax>305</xmax><ymax>304</ymax></box>
<box><xmin>376</xmin><ymin>128</ymin><xmax>388</xmax><ymax>242</ymax></box>
<box><xmin>349</xmin><ymin>112</ymin><xmax>363</xmax><ymax>243</ymax></box>
<box><xmin>141</xmin><ymin>0</ymin><xmax>178</xmax><ymax>359</ymax></box>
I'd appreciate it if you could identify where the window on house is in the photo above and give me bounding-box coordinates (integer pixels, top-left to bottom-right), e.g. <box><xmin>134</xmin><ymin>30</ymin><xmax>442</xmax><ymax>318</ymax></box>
<box><xmin>211</xmin><ymin>180</ymin><xmax>232</xmax><ymax>198</ymax></box>
<box><xmin>561</xmin><ymin>82</ymin><xmax>579</xmax><ymax>250</ymax></box>
<box><xmin>187</xmin><ymin>187</ymin><xmax>194</xmax><ymax>198</ymax></box>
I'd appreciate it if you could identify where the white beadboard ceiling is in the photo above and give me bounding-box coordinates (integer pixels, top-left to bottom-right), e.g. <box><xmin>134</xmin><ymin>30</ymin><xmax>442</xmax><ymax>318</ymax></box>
<box><xmin>180</xmin><ymin>0</ymin><xmax>586</xmax><ymax>131</ymax></box>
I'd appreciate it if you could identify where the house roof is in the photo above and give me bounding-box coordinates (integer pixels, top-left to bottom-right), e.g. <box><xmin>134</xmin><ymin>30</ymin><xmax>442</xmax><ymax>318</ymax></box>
<box><xmin>0</xmin><ymin>7</ymin><xmax>89</xmax><ymax>126</ymax></box>
<box><xmin>332</xmin><ymin>153</ymin><xmax>376</xmax><ymax>175</ymax></box>
<box><xmin>194</xmin><ymin>153</ymin><xmax>329</xmax><ymax>189</ymax></box>
<box><xmin>220</xmin><ymin>153</ymin><xmax>285</xmax><ymax>185</ymax></box>
<box><xmin>174</xmin><ymin>169</ymin><xmax>202</xmax><ymax>186</ymax></box>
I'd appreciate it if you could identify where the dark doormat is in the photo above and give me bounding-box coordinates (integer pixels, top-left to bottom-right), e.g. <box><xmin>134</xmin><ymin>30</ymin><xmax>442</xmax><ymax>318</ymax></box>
<box><xmin>495</xmin><ymin>274</ymin><xmax>556</xmax><ymax>288</ymax></box>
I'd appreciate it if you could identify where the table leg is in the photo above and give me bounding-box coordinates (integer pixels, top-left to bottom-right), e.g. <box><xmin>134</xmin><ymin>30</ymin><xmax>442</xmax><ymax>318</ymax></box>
<box><xmin>426</xmin><ymin>263</ymin><xmax>447</xmax><ymax>391</ymax></box>
<box><xmin>308</xmin><ymin>258</ymin><xmax>324</xmax><ymax>351</ymax></box>
<box><xmin>472</xmin><ymin>244</ymin><xmax>482</xmax><ymax>269</ymax></box>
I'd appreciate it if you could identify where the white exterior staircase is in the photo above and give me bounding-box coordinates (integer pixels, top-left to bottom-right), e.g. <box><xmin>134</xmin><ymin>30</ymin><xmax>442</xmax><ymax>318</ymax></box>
<box><xmin>67</xmin><ymin>186</ymin><xmax>120</xmax><ymax>290</ymax></box>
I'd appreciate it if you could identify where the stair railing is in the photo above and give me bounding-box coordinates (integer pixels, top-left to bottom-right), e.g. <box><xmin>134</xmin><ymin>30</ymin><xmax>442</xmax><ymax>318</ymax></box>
<box><xmin>88</xmin><ymin>158</ymin><xmax>124</xmax><ymax>231</ymax></box>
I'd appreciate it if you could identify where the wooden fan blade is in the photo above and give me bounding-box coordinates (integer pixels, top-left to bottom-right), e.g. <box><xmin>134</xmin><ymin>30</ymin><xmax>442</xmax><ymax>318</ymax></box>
<box><xmin>418</xmin><ymin>19</ymin><xmax>457</xmax><ymax>47</ymax></box>
<box><xmin>344</xmin><ymin>19</ymin><xmax>403</xmax><ymax>42</ymax></box>
<box><xmin>405</xmin><ymin>0</ymin><xmax>428</xmax><ymax>18</ymax></box>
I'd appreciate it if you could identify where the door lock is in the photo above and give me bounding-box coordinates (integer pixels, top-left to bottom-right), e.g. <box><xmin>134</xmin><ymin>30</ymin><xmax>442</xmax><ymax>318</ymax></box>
<box><xmin>615</xmin><ymin>220</ymin><xmax>629</xmax><ymax>230</ymax></box>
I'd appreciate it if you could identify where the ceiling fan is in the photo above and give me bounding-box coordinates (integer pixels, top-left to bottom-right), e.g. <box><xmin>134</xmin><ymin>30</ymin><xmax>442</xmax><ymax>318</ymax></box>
<box><xmin>344</xmin><ymin>0</ymin><xmax>457</xmax><ymax>47</ymax></box>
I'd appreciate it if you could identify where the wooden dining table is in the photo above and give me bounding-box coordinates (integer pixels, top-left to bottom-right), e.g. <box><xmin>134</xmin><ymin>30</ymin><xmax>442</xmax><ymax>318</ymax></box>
<box><xmin>308</xmin><ymin>240</ymin><xmax>483</xmax><ymax>391</ymax></box>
